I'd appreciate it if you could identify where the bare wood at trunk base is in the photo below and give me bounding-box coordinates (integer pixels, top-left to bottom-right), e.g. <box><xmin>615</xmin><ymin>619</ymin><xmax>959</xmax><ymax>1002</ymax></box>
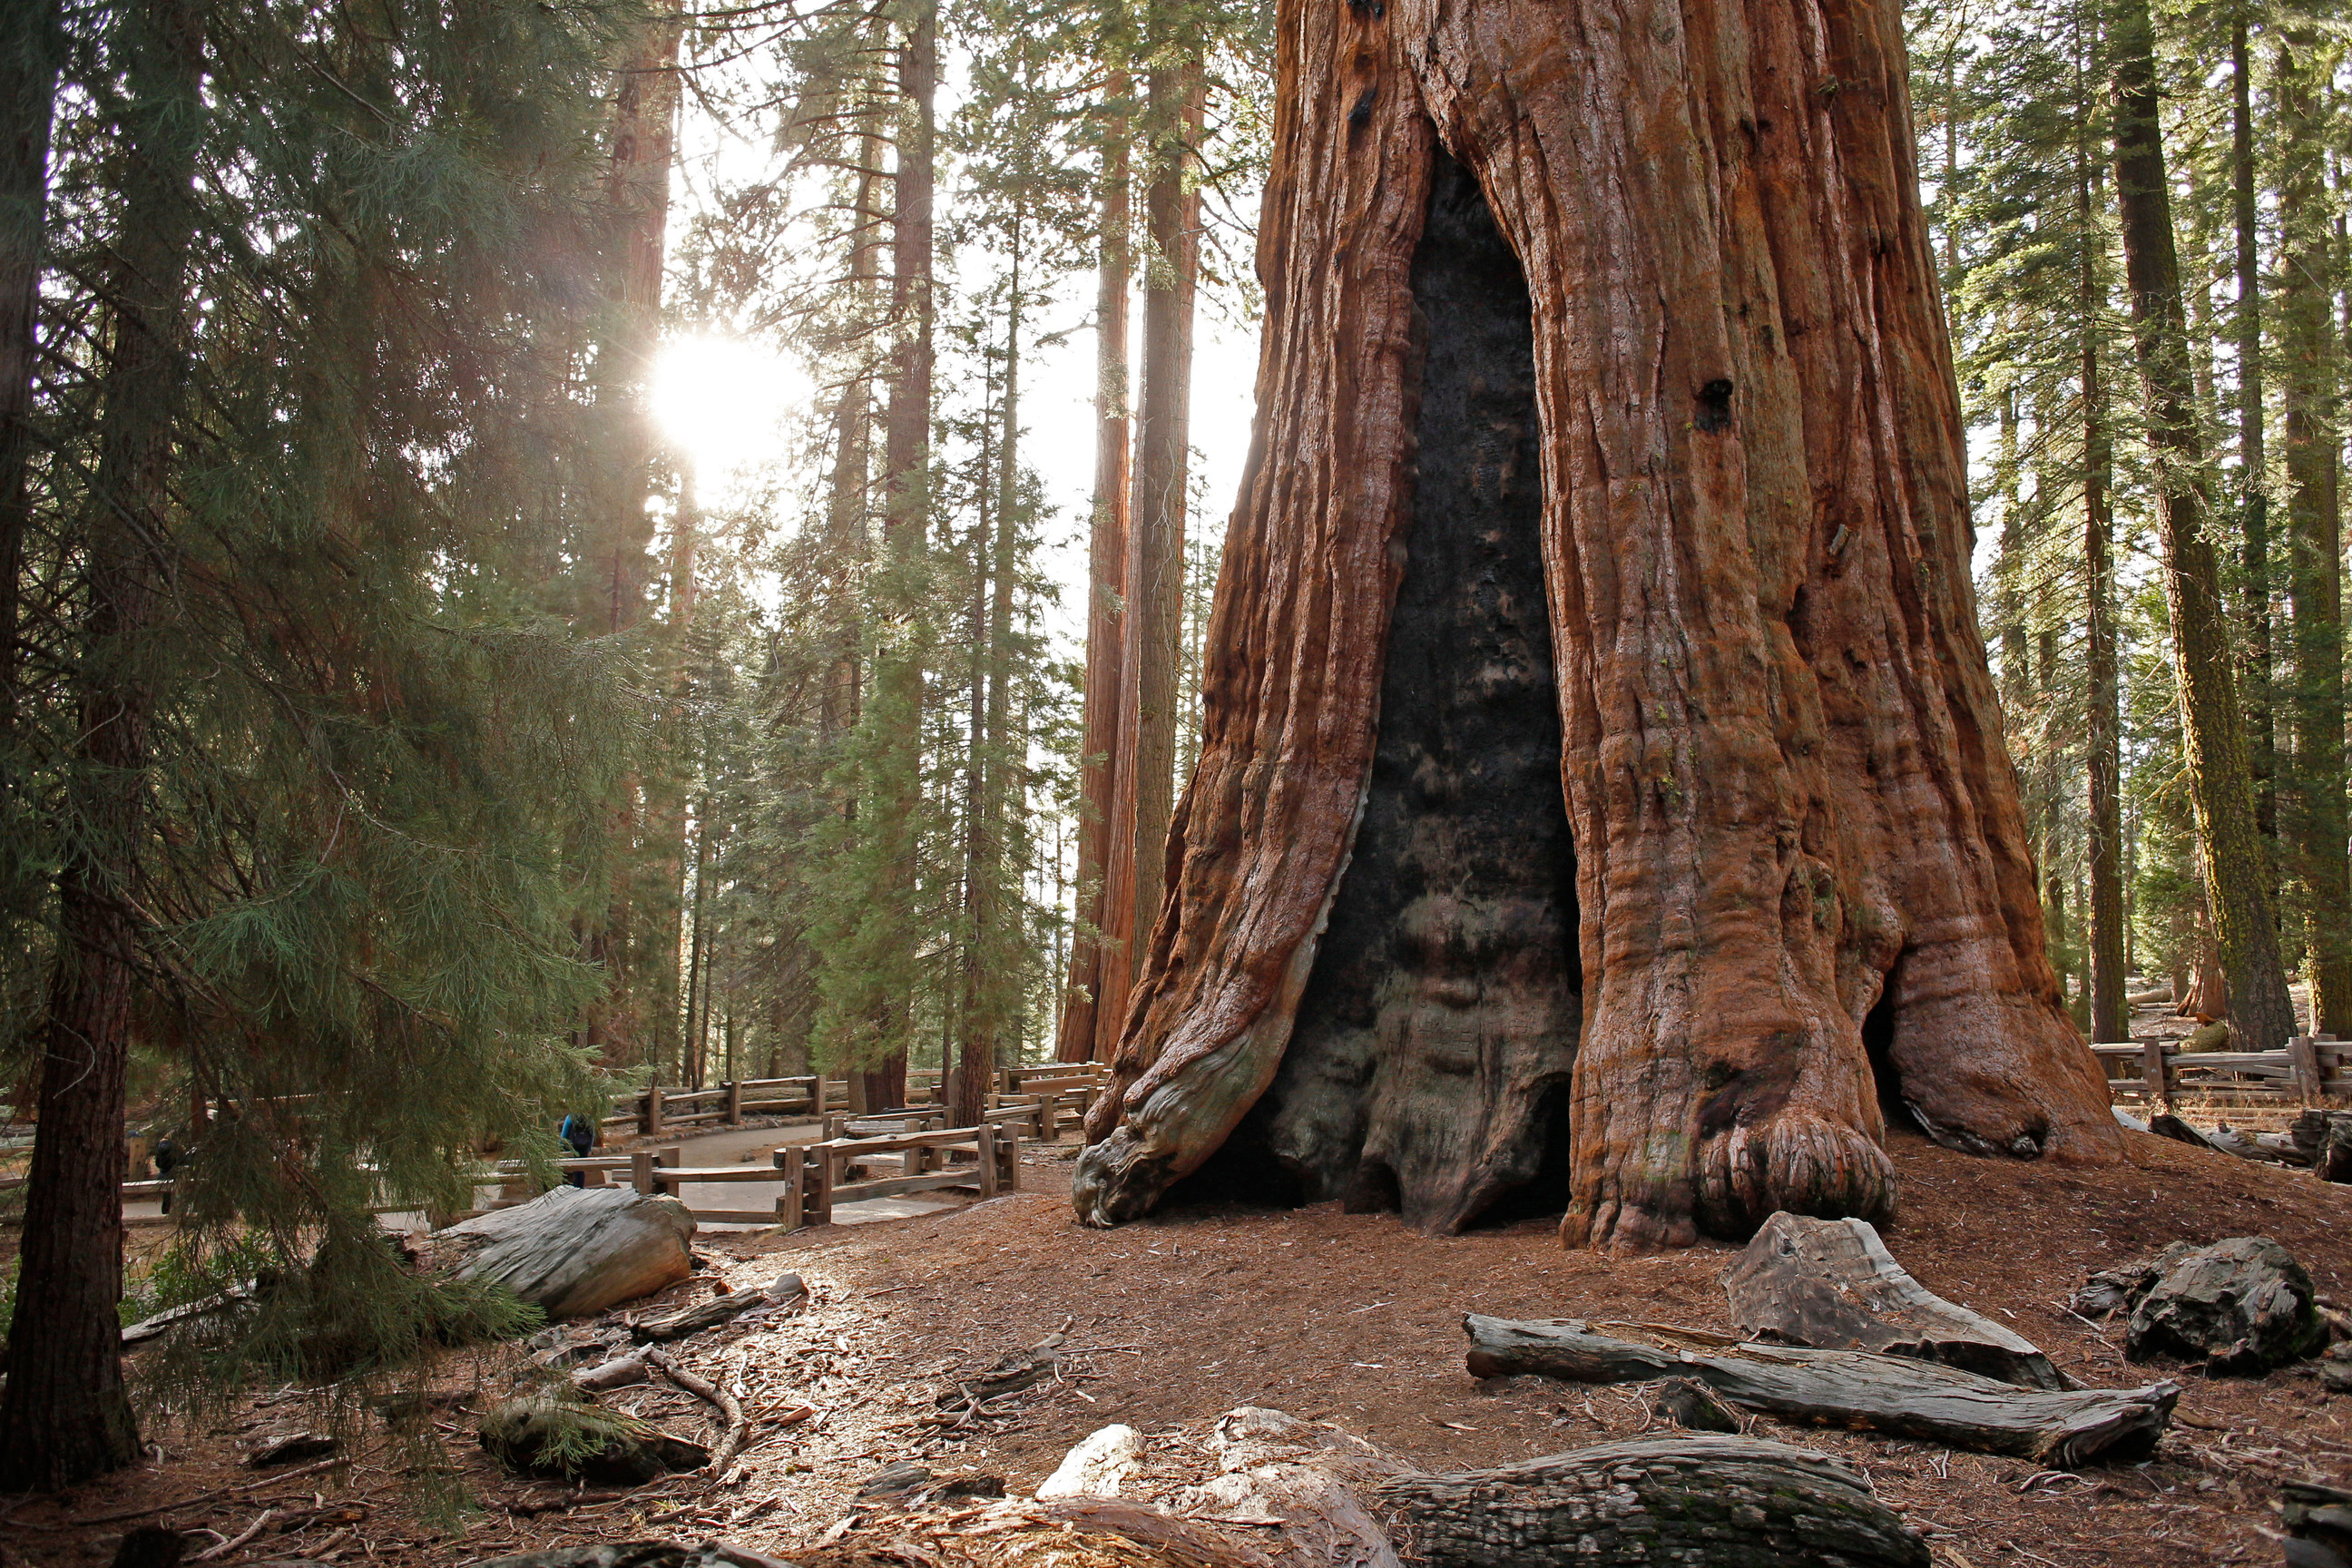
<box><xmin>1464</xmin><ymin>1316</ymin><xmax>2178</xmax><ymax>1465</ymax></box>
<box><xmin>1377</xmin><ymin>1435</ymin><xmax>1929</xmax><ymax>1568</ymax></box>
<box><xmin>1724</xmin><ymin>1211</ymin><xmax>2071</xmax><ymax>1389</ymax></box>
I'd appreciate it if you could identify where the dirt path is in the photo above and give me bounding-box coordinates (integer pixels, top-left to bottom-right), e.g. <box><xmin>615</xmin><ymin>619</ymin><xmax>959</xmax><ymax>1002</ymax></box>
<box><xmin>19</xmin><ymin>1127</ymin><xmax>2352</xmax><ymax>1565</ymax></box>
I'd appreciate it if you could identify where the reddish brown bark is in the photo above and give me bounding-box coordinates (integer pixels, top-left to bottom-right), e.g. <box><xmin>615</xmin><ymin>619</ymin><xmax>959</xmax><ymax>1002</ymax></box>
<box><xmin>0</xmin><ymin>0</ymin><xmax>202</xmax><ymax>1488</ymax></box>
<box><xmin>1057</xmin><ymin>80</ymin><xmax>1133</xmax><ymax>1066</ymax></box>
<box><xmin>1096</xmin><ymin>46</ymin><xmax>1202</xmax><ymax>1063</ymax></box>
<box><xmin>1075</xmin><ymin>0</ymin><xmax>2119</xmax><ymax>1250</ymax></box>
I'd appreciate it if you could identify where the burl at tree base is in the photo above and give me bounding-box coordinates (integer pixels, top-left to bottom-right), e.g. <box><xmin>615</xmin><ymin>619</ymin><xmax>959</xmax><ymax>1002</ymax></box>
<box><xmin>1073</xmin><ymin>0</ymin><xmax>2120</xmax><ymax>1250</ymax></box>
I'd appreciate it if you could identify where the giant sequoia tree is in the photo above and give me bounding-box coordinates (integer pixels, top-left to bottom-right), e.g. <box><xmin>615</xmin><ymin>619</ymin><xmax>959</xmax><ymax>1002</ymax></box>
<box><xmin>1074</xmin><ymin>0</ymin><xmax>2120</xmax><ymax>1250</ymax></box>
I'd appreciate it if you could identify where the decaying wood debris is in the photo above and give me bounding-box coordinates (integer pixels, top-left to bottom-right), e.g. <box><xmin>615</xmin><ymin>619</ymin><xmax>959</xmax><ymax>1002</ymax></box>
<box><xmin>1462</xmin><ymin>1316</ymin><xmax>2179</xmax><ymax>1465</ymax></box>
<box><xmin>1723</xmin><ymin>1212</ymin><xmax>2070</xmax><ymax>1389</ymax></box>
<box><xmin>478</xmin><ymin>1407</ymin><xmax>1929</xmax><ymax>1568</ymax></box>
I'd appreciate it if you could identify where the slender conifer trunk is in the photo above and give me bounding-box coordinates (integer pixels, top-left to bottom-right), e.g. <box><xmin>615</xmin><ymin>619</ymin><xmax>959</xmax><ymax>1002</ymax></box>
<box><xmin>1059</xmin><ymin>66</ymin><xmax>1132</xmax><ymax>1065</ymax></box>
<box><xmin>1097</xmin><ymin>33</ymin><xmax>1200</xmax><ymax>1058</ymax></box>
<box><xmin>2276</xmin><ymin>30</ymin><xmax>2350</xmax><ymax>1035</ymax></box>
<box><xmin>864</xmin><ymin>0</ymin><xmax>936</xmax><ymax>1115</ymax></box>
<box><xmin>0</xmin><ymin>0</ymin><xmax>202</xmax><ymax>1490</ymax></box>
<box><xmin>0</xmin><ymin>0</ymin><xmax>62</xmax><ymax>729</ymax></box>
<box><xmin>2080</xmin><ymin>115</ymin><xmax>2126</xmax><ymax>1044</ymax></box>
<box><xmin>953</xmin><ymin>223</ymin><xmax>1025</xmax><ymax>1128</ymax></box>
<box><xmin>2110</xmin><ymin>0</ymin><xmax>2295</xmax><ymax>1050</ymax></box>
<box><xmin>2231</xmin><ymin>12</ymin><xmax>2274</xmax><ymax>854</ymax></box>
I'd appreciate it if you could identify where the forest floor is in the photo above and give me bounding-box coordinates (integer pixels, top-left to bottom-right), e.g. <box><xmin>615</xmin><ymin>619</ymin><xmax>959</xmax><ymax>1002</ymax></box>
<box><xmin>9</xmin><ymin>1124</ymin><xmax>2352</xmax><ymax>1566</ymax></box>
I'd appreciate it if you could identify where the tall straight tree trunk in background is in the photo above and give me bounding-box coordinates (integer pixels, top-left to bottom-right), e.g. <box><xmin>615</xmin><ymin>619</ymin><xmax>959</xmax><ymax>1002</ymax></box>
<box><xmin>1096</xmin><ymin>33</ymin><xmax>1201</xmax><ymax>1061</ymax></box>
<box><xmin>581</xmin><ymin>0</ymin><xmax>683</xmax><ymax>1069</ymax></box>
<box><xmin>595</xmin><ymin>0</ymin><xmax>683</xmax><ymax>636</ymax></box>
<box><xmin>1077</xmin><ymin>0</ymin><xmax>2118</xmax><ymax>1245</ymax></box>
<box><xmin>2276</xmin><ymin>30</ymin><xmax>2350</xmax><ymax>1035</ymax></box>
<box><xmin>2081</xmin><ymin>121</ymin><xmax>2126</xmax><ymax>1044</ymax></box>
<box><xmin>2231</xmin><ymin>11</ymin><xmax>2274</xmax><ymax>852</ymax></box>
<box><xmin>0</xmin><ymin>0</ymin><xmax>62</xmax><ymax>728</ymax></box>
<box><xmin>1059</xmin><ymin>65</ymin><xmax>1132</xmax><ymax>1065</ymax></box>
<box><xmin>2110</xmin><ymin>0</ymin><xmax>2296</xmax><ymax>1051</ymax></box>
<box><xmin>820</xmin><ymin>141</ymin><xmax>884</xmax><ymax>753</ymax></box>
<box><xmin>953</xmin><ymin>221</ymin><xmax>1026</xmax><ymax>1128</ymax></box>
<box><xmin>864</xmin><ymin>0</ymin><xmax>936</xmax><ymax>1115</ymax></box>
<box><xmin>0</xmin><ymin>0</ymin><xmax>201</xmax><ymax>1490</ymax></box>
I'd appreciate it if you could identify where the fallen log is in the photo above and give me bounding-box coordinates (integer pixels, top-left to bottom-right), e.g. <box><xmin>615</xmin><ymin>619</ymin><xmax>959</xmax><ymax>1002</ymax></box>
<box><xmin>1462</xmin><ymin>1316</ymin><xmax>2178</xmax><ymax>1465</ymax></box>
<box><xmin>2146</xmin><ymin>1113</ymin><xmax>2222</xmax><ymax>1152</ymax></box>
<box><xmin>430</xmin><ymin>1187</ymin><xmax>695</xmax><ymax>1318</ymax></box>
<box><xmin>1377</xmin><ymin>1435</ymin><xmax>1929</xmax><ymax>1568</ymax></box>
<box><xmin>1723</xmin><ymin>1212</ymin><xmax>2069</xmax><ymax>1390</ymax></box>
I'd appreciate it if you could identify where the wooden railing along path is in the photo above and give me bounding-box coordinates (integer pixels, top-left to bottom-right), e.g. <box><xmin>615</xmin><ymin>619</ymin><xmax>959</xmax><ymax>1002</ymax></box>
<box><xmin>603</xmin><ymin>1062</ymin><xmax>1105</xmax><ymax>1138</ymax></box>
<box><xmin>2095</xmin><ymin>1035</ymin><xmax>2350</xmax><ymax>1102</ymax></box>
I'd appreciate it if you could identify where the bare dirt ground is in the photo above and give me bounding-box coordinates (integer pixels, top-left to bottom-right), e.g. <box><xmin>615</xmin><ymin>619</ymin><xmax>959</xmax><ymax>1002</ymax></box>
<box><xmin>8</xmin><ymin>1124</ymin><xmax>2352</xmax><ymax>1566</ymax></box>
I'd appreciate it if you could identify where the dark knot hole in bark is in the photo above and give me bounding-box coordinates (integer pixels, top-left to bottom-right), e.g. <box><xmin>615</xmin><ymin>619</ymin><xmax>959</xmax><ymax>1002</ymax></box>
<box><xmin>1862</xmin><ymin>965</ymin><xmax>1919</xmax><ymax>1134</ymax></box>
<box><xmin>1168</xmin><ymin>146</ymin><xmax>1581</xmax><ymax>1236</ymax></box>
<box><xmin>1695</xmin><ymin>377</ymin><xmax>1735</xmax><ymax>433</ymax></box>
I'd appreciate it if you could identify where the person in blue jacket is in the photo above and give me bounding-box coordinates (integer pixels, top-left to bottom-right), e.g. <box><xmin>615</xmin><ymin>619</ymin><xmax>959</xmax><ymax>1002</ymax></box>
<box><xmin>557</xmin><ymin>1112</ymin><xmax>596</xmax><ymax>1187</ymax></box>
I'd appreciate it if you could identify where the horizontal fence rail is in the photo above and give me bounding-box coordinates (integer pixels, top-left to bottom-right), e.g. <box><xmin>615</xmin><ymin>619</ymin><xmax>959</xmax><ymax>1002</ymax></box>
<box><xmin>2095</xmin><ymin>1035</ymin><xmax>2347</xmax><ymax>1102</ymax></box>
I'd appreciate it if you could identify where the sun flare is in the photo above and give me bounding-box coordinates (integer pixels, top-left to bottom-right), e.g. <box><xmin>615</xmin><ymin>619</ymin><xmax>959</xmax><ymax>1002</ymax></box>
<box><xmin>651</xmin><ymin>334</ymin><xmax>806</xmax><ymax>488</ymax></box>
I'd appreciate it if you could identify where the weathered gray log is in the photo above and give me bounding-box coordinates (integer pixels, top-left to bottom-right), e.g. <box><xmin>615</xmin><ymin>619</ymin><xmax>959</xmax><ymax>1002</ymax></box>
<box><xmin>1464</xmin><ymin>1316</ymin><xmax>2179</xmax><ymax>1465</ymax></box>
<box><xmin>1377</xmin><ymin>1435</ymin><xmax>1928</xmax><ymax>1568</ymax></box>
<box><xmin>2147</xmin><ymin>1112</ymin><xmax>2221</xmax><ymax>1152</ymax></box>
<box><xmin>431</xmin><ymin>1186</ymin><xmax>695</xmax><ymax>1318</ymax></box>
<box><xmin>2123</xmin><ymin>1236</ymin><xmax>2326</xmax><ymax>1371</ymax></box>
<box><xmin>1724</xmin><ymin>1212</ymin><xmax>2069</xmax><ymax>1390</ymax></box>
<box><xmin>2281</xmin><ymin>1479</ymin><xmax>2352</xmax><ymax>1568</ymax></box>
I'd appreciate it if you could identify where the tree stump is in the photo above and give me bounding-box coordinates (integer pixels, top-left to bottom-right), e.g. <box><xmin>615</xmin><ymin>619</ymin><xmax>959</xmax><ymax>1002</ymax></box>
<box><xmin>1723</xmin><ymin>1211</ymin><xmax>2069</xmax><ymax>1389</ymax></box>
<box><xmin>2121</xmin><ymin>1236</ymin><xmax>2326</xmax><ymax>1372</ymax></box>
<box><xmin>430</xmin><ymin>1185</ymin><xmax>694</xmax><ymax>1318</ymax></box>
<box><xmin>1377</xmin><ymin>1435</ymin><xmax>1930</xmax><ymax>1568</ymax></box>
<box><xmin>1464</xmin><ymin>1316</ymin><xmax>2178</xmax><ymax>1465</ymax></box>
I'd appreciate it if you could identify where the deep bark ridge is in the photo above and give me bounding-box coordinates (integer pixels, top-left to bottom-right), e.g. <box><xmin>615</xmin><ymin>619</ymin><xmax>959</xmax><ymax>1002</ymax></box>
<box><xmin>1074</xmin><ymin>0</ymin><xmax>2119</xmax><ymax>1250</ymax></box>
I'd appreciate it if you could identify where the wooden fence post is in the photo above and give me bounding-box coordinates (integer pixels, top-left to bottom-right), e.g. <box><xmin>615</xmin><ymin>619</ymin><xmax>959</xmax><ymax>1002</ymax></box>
<box><xmin>808</xmin><ymin>1145</ymin><xmax>833</xmax><ymax>1226</ymax></box>
<box><xmin>2289</xmin><ymin>1036</ymin><xmax>2325</xmax><ymax>1102</ymax></box>
<box><xmin>775</xmin><ymin>1144</ymin><xmax>806</xmax><ymax>1229</ymax></box>
<box><xmin>631</xmin><ymin>1149</ymin><xmax>654</xmax><ymax>1194</ymax></box>
<box><xmin>976</xmin><ymin>1123</ymin><xmax>999</xmax><ymax>1200</ymax></box>
<box><xmin>642</xmin><ymin>1077</ymin><xmax>663</xmax><ymax>1136</ymax></box>
<box><xmin>725</xmin><ymin>1079</ymin><xmax>743</xmax><ymax>1125</ymax></box>
<box><xmin>999</xmin><ymin>1128</ymin><xmax>1020</xmax><ymax>1193</ymax></box>
<box><xmin>2141</xmin><ymin>1039</ymin><xmax>2171</xmax><ymax>1106</ymax></box>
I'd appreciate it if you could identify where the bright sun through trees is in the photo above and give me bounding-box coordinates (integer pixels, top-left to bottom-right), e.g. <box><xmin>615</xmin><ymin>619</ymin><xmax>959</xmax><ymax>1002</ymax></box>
<box><xmin>652</xmin><ymin>335</ymin><xmax>806</xmax><ymax>493</ymax></box>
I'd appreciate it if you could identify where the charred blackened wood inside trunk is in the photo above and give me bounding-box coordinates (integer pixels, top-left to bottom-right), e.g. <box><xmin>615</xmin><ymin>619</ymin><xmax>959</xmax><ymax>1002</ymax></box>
<box><xmin>1179</xmin><ymin>151</ymin><xmax>1579</xmax><ymax>1234</ymax></box>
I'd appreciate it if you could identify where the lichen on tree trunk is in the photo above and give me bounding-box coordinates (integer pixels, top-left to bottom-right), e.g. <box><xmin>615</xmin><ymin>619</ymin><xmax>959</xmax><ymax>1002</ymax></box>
<box><xmin>1076</xmin><ymin>0</ymin><xmax>2120</xmax><ymax>1250</ymax></box>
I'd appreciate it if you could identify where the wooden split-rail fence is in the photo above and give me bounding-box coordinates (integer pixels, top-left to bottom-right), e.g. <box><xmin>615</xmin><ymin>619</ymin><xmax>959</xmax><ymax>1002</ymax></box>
<box><xmin>603</xmin><ymin>1062</ymin><xmax>1106</xmax><ymax>1139</ymax></box>
<box><xmin>2095</xmin><ymin>1035</ymin><xmax>2351</xmax><ymax>1103</ymax></box>
<box><xmin>0</xmin><ymin>1062</ymin><xmax>1102</xmax><ymax>1230</ymax></box>
<box><xmin>492</xmin><ymin>1118</ymin><xmax>1021</xmax><ymax>1229</ymax></box>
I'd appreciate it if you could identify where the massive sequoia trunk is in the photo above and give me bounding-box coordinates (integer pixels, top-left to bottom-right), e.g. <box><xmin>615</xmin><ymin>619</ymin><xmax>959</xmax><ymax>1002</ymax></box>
<box><xmin>1075</xmin><ymin>0</ymin><xmax>2120</xmax><ymax>1250</ymax></box>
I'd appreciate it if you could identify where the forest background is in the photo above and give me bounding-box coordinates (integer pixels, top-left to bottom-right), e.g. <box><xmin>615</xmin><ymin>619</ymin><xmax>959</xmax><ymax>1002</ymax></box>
<box><xmin>3</xmin><ymin>0</ymin><xmax>2351</xmax><ymax>1486</ymax></box>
